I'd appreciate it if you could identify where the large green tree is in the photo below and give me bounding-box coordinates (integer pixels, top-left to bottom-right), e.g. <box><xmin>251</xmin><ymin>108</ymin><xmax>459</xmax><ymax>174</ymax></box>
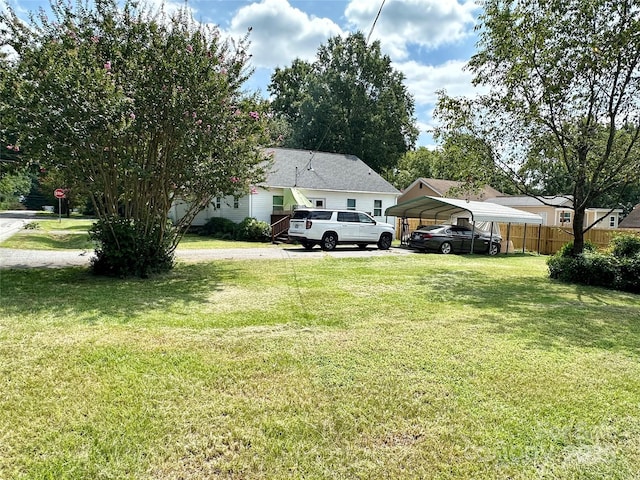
<box><xmin>1</xmin><ymin>0</ymin><xmax>271</xmax><ymax>276</ymax></box>
<box><xmin>0</xmin><ymin>49</ymin><xmax>31</xmax><ymax>209</ymax></box>
<box><xmin>269</xmin><ymin>32</ymin><xmax>418</xmax><ymax>173</ymax></box>
<box><xmin>435</xmin><ymin>0</ymin><xmax>640</xmax><ymax>254</ymax></box>
<box><xmin>387</xmin><ymin>147</ymin><xmax>448</xmax><ymax>190</ymax></box>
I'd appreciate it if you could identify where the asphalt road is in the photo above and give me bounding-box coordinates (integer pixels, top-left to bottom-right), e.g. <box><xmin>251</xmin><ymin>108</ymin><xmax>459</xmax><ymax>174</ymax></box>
<box><xmin>0</xmin><ymin>211</ymin><xmax>413</xmax><ymax>269</ymax></box>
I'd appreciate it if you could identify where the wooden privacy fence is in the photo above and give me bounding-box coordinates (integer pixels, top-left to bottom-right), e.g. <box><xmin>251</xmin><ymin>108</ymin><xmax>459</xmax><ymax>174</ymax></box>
<box><xmin>396</xmin><ymin>218</ymin><xmax>640</xmax><ymax>255</ymax></box>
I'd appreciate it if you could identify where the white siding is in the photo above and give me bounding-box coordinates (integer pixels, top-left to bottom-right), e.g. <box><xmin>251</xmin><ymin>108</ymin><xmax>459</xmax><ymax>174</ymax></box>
<box><xmin>169</xmin><ymin>196</ymin><xmax>250</xmax><ymax>226</ymax></box>
<box><xmin>249</xmin><ymin>188</ymin><xmax>282</xmax><ymax>223</ymax></box>
<box><xmin>171</xmin><ymin>188</ymin><xmax>399</xmax><ymax>226</ymax></box>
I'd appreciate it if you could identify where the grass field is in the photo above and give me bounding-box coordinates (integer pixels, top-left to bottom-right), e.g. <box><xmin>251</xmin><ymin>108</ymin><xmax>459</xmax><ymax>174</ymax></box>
<box><xmin>1</xmin><ymin>249</ymin><xmax>640</xmax><ymax>478</ymax></box>
<box><xmin>0</xmin><ymin>217</ymin><xmax>274</xmax><ymax>250</ymax></box>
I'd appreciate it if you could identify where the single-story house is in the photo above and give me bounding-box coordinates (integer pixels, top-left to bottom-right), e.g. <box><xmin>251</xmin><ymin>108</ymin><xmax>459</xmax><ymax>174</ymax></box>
<box><xmin>618</xmin><ymin>204</ymin><xmax>640</xmax><ymax>229</ymax></box>
<box><xmin>485</xmin><ymin>195</ymin><xmax>623</xmax><ymax>229</ymax></box>
<box><xmin>169</xmin><ymin>147</ymin><xmax>400</xmax><ymax>228</ymax></box>
<box><xmin>398</xmin><ymin>178</ymin><xmax>505</xmax><ymax>204</ymax></box>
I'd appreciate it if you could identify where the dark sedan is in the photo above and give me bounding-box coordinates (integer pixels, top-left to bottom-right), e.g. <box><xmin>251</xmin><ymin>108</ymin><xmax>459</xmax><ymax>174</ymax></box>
<box><xmin>409</xmin><ymin>224</ymin><xmax>502</xmax><ymax>255</ymax></box>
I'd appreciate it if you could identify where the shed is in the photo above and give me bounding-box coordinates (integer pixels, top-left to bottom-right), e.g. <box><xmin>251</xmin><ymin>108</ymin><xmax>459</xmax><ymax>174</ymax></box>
<box><xmin>385</xmin><ymin>196</ymin><xmax>544</xmax><ymax>253</ymax></box>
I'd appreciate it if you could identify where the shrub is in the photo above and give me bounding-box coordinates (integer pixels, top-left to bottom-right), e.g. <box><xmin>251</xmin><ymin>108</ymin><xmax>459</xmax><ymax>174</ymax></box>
<box><xmin>89</xmin><ymin>218</ymin><xmax>174</xmax><ymax>278</ymax></box>
<box><xmin>616</xmin><ymin>255</ymin><xmax>640</xmax><ymax>293</ymax></box>
<box><xmin>610</xmin><ymin>233</ymin><xmax>640</xmax><ymax>259</ymax></box>
<box><xmin>236</xmin><ymin>217</ymin><xmax>270</xmax><ymax>242</ymax></box>
<box><xmin>556</xmin><ymin>240</ymin><xmax>597</xmax><ymax>257</ymax></box>
<box><xmin>200</xmin><ymin>217</ymin><xmax>237</xmax><ymax>239</ymax></box>
<box><xmin>548</xmin><ymin>239</ymin><xmax>640</xmax><ymax>294</ymax></box>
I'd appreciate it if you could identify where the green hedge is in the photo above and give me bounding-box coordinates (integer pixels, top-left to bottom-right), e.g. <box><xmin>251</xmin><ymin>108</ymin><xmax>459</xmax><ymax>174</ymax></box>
<box><xmin>548</xmin><ymin>235</ymin><xmax>640</xmax><ymax>293</ymax></box>
<box><xmin>200</xmin><ymin>217</ymin><xmax>270</xmax><ymax>242</ymax></box>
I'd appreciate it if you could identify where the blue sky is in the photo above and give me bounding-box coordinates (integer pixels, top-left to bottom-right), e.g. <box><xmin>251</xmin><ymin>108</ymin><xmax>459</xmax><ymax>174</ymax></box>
<box><xmin>4</xmin><ymin>0</ymin><xmax>483</xmax><ymax>148</ymax></box>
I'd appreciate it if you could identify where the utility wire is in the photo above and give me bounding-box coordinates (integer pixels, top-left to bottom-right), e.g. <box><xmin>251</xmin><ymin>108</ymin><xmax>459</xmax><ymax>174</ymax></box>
<box><xmin>367</xmin><ymin>0</ymin><xmax>387</xmax><ymax>45</ymax></box>
<box><xmin>306</xmin><ymin>0</ymin><xmax>387</xmax><ymax>167</ymax></box>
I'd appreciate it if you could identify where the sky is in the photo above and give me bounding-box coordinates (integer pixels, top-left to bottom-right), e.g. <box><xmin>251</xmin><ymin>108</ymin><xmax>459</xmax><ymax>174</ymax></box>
<box><xmin>3</xmin><ymin>0</ymin><xmax>484</xmax><ymax>148</ymax></box>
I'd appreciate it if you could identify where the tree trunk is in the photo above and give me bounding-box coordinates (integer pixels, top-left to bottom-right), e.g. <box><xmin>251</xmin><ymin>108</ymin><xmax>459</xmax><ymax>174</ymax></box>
<box><xmin>572</xmin><ymin>207</ymin><xmax>586</xmax><ymax>255</ymax></box>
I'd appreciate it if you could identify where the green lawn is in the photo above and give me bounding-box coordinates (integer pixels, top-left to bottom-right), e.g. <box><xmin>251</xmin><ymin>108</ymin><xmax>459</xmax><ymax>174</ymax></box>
<box><xmin>1</xmin><ymin>217</ymin><xmax>274</xmax><ymax>250</ymax></box>
<box><xmin>1</xmin><ymin>253</ymin><xmax>639</xmax><ymax>479</ymax></box>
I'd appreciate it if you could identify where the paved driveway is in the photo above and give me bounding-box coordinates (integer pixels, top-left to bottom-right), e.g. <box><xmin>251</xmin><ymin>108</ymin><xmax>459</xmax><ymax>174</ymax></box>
<box><xmin>0</xmin><ymin>245</ymin><xmax>413</xmax><ymax>269</ymax></box>
<box><xmin>0</xmin><ymin>211</ymin><xmax>413</xmax><ymax>269</ymax></box>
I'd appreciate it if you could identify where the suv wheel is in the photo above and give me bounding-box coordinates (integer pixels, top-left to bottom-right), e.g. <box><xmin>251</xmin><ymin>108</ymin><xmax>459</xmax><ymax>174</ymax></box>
<box><xmin>377</xmin><ymin>233</ymin><xmax>392</xmax><ymax>250</ymax></box>
<box><xmin>488</xmin><ymin>243</ymin><xmax>500</xmax><ymax>256</ymax></box>
<box><xmin>321</xmin><ymin>232</ymin><xmax>338</xmax><ymax>251</ymax></box>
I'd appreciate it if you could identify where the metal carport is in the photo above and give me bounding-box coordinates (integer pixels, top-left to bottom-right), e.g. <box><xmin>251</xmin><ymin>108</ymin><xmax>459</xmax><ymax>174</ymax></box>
<box><xmin>385</xmin><ymin>196</ymin><xmax>544</xmax><ymax>253</ymax></box>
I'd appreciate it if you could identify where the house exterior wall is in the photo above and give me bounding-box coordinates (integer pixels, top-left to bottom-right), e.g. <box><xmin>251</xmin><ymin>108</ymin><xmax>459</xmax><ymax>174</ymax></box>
<box><xmin>170</xmin><ymin>188</ymin><xmax>399</xmax><ymax>226</ymax></box>
<box><xmin>250</xmin><ymin>187</ymin><xmax>399</xmax><ymax>223</ymax></box>
<box><xmin>170</xmin><ymin>196</ymin><xmax>251</xmax><ymax>227</ymax></box>
<box><xmin>398</xmin><ymin>183</ymin><xmax>439</xmax><ymax>203</ymax></box>
<box><xmin>485</xmin><ymin>204</ymin><xmax>620</xmax><ymax>229</ymax></box>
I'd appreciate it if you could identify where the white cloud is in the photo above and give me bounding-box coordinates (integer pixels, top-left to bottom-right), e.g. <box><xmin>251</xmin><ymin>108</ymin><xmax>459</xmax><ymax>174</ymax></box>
<box><xmin>226</xmin><ymin>0</ymin><xmax>344</xmax><ymax>69</ymax></box>
<box><xmin>345</xmin><ymin>0</ymin><xmax>478</xmax><ymax>60</ymax></box>
<box><xmin>396</xmin><ymin>59</ymin><xmax>489</xmax><ymax>146</ymax></box>
<box><xmin>397</xmin><ymin>59</ymin><xmax>485</xmax><ymax>107</ymax></box>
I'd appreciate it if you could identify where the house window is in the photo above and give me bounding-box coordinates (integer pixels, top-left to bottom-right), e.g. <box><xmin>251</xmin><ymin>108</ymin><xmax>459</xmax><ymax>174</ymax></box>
<box><xmin>233</xmin><ymin>197</ymin><xmax>239</xmax><ymax>209</ymax></box>
<box><xmin>347</xmin><ymin>199</ymin><xmax>356</xmax><ymax>210</ymax></box>
<box><xmin>310</xmin><ymin>198</ymin><xmax>325</xmax><ymax>208</ymax></box>
<box><xmin>560</xmin><ymin>211</ymin><xmax>571</xmax><ymax>224</ymax></box>
<box><xmin>273</xmin><ymin>195</ymin><xmax>284</xmax><ymax>212</ymax></box>
<box><xmin>215</xmin><ymin>197</ymin><xmax>221</xmax><ymax>209</ymax></box>
<box><xmin>374</xmin><ymin>200</ymin><xmax>382</xmax><ymax>216</ymax></box>
<box><xmin>610</xmin><ymin>215</ymin><xmax>616</xmax><ymax>227</ymax></box>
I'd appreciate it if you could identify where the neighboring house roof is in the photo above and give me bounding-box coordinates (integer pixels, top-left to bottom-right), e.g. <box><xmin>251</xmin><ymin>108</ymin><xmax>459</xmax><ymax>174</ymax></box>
<box><xmin>486</xmin><ymin>195</ymin><xmax>574</xmax><ymax>208</ymax></box>
<box><xmin>403</xmin><ymin>178</ymin><xmax>504</xmax><ymax>201</ymax></box>
<box><xmin>619</xmin><ymin>204</ymin><xmax>640</xmax><ymax>228</ymax></box>
<box><xmin>262</xmin><ymin>147</ymin><xmax>399</xmax><ymax>195</ymax></box>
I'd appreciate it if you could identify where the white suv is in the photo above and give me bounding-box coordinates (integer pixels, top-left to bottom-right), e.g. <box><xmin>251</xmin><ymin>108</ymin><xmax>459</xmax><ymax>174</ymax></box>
<box><xmin>288</xmin><ymin>209</ymin><xmax>395</xmax><ymax>251</ymax></box>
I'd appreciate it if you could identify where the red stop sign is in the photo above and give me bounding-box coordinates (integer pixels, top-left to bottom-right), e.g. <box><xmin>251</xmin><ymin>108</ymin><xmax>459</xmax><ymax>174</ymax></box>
<box><xmin>54</xmin><ymin>188</ymin><xmax>66</xmax><ymax>199</ymax></box>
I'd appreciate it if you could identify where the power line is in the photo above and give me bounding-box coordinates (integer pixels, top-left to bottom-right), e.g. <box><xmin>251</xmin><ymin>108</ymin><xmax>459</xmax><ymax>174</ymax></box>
<box><xmin>307</xmin><ymin>0</ymin><xmax>387</xmax><ymax>165</ymax></box>
<box><xmin>367</xmin><ymin>0</ymin><xmax>387</xmax><ymax>44</ymax></box>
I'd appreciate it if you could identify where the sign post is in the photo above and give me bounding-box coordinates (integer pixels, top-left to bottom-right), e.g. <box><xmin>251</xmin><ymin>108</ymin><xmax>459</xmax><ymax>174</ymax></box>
<box><xmin>54</xmin><ymin>188</ymin><xmax>66</xmax><ymax>223</ymax></box>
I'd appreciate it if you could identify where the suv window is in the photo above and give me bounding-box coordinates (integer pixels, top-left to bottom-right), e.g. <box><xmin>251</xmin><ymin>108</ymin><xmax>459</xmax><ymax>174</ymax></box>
<box><xmin>357</xmin><ymin>212</ymin><xmax>375</xmax><ymax>224</ymax></box>
<box><xmin>291</xmin><ymin>210</ymin><xmax>333</xmax><ymax>220</ymax></box>
<box><xmin>310</xmin><ymin>211</ymin><xmax>333</xmax><ymax>220</ymax></box>
<box><xmin>337</xmin><ymin>211</ymin><xmax>359</xmax><ymax>222</ymax></box>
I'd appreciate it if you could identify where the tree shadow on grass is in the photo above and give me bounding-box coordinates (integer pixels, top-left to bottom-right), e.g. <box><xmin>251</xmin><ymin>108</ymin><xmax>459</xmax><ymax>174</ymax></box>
<box><xmin>419</xmin><ymin>269</ymin><xmax>640</xmax><ymax>356</ymax></box>
<box><xmin>5</xmin><ymin>233</ymin><xmax>94</xmax><ymax>250</ymax></box>
<box><xmin>0</xmin><ymin>262</ymin><xmax>237</xmax><ymax>326</ymax></box>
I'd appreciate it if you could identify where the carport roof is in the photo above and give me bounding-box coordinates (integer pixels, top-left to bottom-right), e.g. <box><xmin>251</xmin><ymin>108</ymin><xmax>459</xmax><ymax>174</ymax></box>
<box><xmin>385</xmin><ymin>196</ymin><xmax>543</xmax><ymax>225</ymax></box>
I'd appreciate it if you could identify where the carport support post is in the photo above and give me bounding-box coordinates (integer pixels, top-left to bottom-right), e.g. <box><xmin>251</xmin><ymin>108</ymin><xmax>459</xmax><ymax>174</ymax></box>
<box><xmin>505</xmin><ymin>223</ymin><xmax>511</xmax><ymax>253</ymax></box>
<box><xmin>489</xmin><ymin>221</ymin><xmax>496</xmax><ymax>251</ymax></box>
<box><xmin>523</xmin><ymin>224</ymin><xmax>527</xmax><ymax>254</ymax></box>
<box><xmin>470</xmin><ymin>222</ymin><xmax>476</xmax><ymax>253</ymax></box>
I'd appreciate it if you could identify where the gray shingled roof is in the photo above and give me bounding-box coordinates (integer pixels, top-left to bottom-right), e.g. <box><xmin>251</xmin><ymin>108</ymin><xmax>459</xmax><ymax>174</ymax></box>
<box><xmin>417</xmin><ymin>178</ymin><xmax>504</xmax><ymax>200</ymax></box>
<box><xmin>619</xmin><ymin>204</ymin><xmax>640</xmax><ymax>228</ymax></box>
<box><xmin>262</xmin><ymin>148</ymin><xmax>399</xmax><ymax>194</ymax></box>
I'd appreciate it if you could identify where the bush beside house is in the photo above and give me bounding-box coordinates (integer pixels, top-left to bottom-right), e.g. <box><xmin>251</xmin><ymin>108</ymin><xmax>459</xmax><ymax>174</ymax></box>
<box><xmin>200</xmin><ymin>217</ymin><xmax>270</xmax><ymax>242</ymax></box>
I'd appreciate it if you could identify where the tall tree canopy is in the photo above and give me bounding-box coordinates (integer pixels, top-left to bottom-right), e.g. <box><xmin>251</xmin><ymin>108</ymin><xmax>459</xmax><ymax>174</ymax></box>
<box><xmin>0</xmin><ymin>0</ymin><xmax>271</xmax><ymax>276</ymax></box>
<box><xmin>387</xmin><ymin>147</ymin><xmax>448</xmax><ymax>191</ymax></box>
<box><xmin>268</xmin><ymin>32</ymin><xmax>418</xmax><ymax>173</ymax></box>
<box><xmin>435</xmin><ymin>0</ymin><xmax>640</xmax><ymax>254</ymax></box>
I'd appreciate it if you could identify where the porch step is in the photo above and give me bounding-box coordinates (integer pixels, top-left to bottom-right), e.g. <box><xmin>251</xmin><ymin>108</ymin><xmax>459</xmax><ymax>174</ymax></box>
<box><xmin>272</xmin><ymin>232</ymin><xmax>289</xmax><ymax>245</ymax></box>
